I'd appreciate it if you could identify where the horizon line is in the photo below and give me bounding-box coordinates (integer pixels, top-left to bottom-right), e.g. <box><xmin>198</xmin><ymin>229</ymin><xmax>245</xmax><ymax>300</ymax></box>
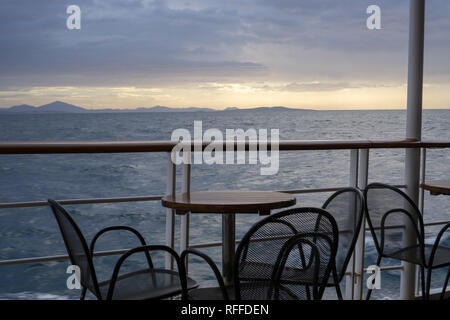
<box><xmin>1</xmin><ymin>101</ymin><xmax>449</xmax><ymax>111</ymax></box>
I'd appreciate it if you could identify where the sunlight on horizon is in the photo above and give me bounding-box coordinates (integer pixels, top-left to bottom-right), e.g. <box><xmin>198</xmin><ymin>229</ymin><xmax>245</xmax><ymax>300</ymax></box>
<box><xmin>2</xmin><ymin>82</ymin><xmax>449</xmax><ymax>110</ymax></box>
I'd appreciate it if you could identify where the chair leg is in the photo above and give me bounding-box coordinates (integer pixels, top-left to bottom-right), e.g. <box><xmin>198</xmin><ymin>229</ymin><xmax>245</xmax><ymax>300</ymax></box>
<box><xmin>331</xmin><ymin>266</ymin><xmax>343</xmax><ymax>300</ymax></box>
<box><xmin>335</xmin><ymin>282</ymin><xmax>343</xmax><ymax>300</ymax></box>
<box><xmin>440</xmin><ymin>267</ymin><xmax>449</xmax><ymax>300</ymax></box>
<box><xmin>426</xmin><ymin>268</ymin><xmax>433</xmax><ymax>300</ymax></box>
<box><xmin>420</xmin><ymin>266</ymin><xmax>426</xmax><ymax>300</ymax></box>
<box><xmin>80</xmin><ymin>286</ymin><xmax>87</xmax><ymax>300</ymax></box>
<box><xmin>305</xmin><ymin>285</ymin><xmax>312</xmax><ymax>301</ymax></box>
<box><xmin>366</xmin><ymin>254</ymin><xmax>382</xmax><ymax>300</ymax></box>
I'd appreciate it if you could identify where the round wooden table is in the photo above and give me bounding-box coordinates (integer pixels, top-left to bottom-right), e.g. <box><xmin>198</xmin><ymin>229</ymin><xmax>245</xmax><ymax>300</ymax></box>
<box><xmin>421</xmin><ymin>180</ymin><xmax>450</xmax><ymax>196</ymax></box>
<box><xmin>161</xmin><ymin>191</ymin><xmax>296</xmax><ymax>284</ymax></box>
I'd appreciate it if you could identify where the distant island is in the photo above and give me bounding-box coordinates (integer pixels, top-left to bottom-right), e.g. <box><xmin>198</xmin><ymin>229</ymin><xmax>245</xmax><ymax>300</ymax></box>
<box><xmin>0</xmin><ymin>101</ymin><xmax>314</xmax><ymax>114</ymax></box>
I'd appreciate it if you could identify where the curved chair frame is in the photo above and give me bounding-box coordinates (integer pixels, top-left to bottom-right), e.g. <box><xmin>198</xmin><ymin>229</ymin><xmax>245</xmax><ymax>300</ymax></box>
<box><xmin>234</xmin><ymin>207</ymin><xmax>338</xmax><ymax>300</ymax></box>
<box><xmin>181</xmin><ymin>207</ymin><xmax>339</xmax><ymax>301</ymax></box>
<box><xmin>322</xmin><ymin>187</ymin><xmax>365</xmax><ymax>299</ymax></box>
<box><xmin>364</xmin><ymin>183</ymin><xmax>450</xmax><ymax>300</ymax></box>
<box><xmin>273</xmin><ymin>235</ymin><xmax>322</xmax><ymax>300</ymax></box>
<box><xmin>49</xmin><ymin>199</ymin><xmax>191</xmax><ymax>300</ymax></box>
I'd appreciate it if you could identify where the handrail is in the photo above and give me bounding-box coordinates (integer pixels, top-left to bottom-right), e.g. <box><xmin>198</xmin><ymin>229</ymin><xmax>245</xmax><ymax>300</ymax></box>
<box><xmin>0</xmin><ymin>139</ymin><xmax>449</xmax><ymax>154</ymax></box>
<box><xmin>0</xmin><ymin>195</ymin><xmax>163</xmax><ymax>209</ymax></box>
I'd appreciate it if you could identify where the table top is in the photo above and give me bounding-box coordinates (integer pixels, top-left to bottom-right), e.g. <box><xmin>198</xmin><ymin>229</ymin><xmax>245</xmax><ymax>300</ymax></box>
<box><xmin>421</xmin><ymin>180</ymin><xmax>450</xmax><ymax>196</ymax></box>
<box><xmin>161</xmin><ymin>191</ymin><xmax>296</xmax><ymax>215</ymax></box>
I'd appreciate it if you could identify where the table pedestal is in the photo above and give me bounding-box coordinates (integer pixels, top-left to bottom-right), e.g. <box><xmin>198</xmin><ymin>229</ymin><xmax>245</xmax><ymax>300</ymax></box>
<box><xmin>222</xmin><ymin>213</ymin><xmax>235</xmax><ymax>286</ymax></box>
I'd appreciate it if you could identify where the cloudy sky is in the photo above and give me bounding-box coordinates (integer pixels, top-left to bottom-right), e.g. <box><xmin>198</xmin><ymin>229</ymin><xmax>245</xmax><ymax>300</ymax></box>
<box><xmin>0</xmin><ymin>0</ymin><xmax>449</xmax><ymax>109</ymax></box>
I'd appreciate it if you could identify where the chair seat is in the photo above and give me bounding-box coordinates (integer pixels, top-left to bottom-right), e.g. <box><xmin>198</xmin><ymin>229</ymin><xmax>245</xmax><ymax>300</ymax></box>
<box><xmin>240</xmin><ymin>261</ymin><xmax>339</xmax><ymax>291</ymax></box>
<box><xmin>386</xmin><ymin>244</ymin><xmax>450</xmax><ymax>268</ymax></box>
<box><xmin>98</xmin><ymin>268</ymin><xmax>197</xmax><ymax>300</ymax></box>
<box><xmin>188</xmin><ymin>285</ymin><xmax>234</xmax><ymax>300</ymax></box>
<box><xmin>188</xmin><ymin>281</ymin><xmax>303</xmax><ymax>300</ymax></box>
<box><xmin>239</xmin><ymin>261</ymin><xmax>323</xmax><ymax>284</ymax></box>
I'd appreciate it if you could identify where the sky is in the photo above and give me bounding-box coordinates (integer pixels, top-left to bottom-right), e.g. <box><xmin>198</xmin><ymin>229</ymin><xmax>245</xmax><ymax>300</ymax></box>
<box><xmin>0</xmin><ymin>0</ymin><xmax>449</xmax><ymax>110</ymax></box>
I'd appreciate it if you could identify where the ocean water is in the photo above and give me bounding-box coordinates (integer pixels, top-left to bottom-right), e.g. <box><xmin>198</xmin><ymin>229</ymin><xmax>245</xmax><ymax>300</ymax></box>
<box><xmin>0</xmin><ymin>109</ymin><xmax>449</xmax><ymax>300</ymax></box>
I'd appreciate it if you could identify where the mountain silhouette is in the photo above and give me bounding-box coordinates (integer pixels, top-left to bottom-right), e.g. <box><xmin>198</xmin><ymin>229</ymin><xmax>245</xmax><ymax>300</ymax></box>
<box><xmin>2</xmin><ymin>101</ymin><xmax>86</xmax><ymax>113</ymax></box>
<box><xmin>0</xmin><ymin>101</ymin><xmax>313</xmax><ymax>113</ymax></box>
<box><xmin>37</xmin><ymin>101</ymin><xmax>87</xmax><ymax>113</ymax></box>
<box><xmin>7</xmin><ymin>104</ymin><xmax>36</xmax><ymax>112</ymax></box>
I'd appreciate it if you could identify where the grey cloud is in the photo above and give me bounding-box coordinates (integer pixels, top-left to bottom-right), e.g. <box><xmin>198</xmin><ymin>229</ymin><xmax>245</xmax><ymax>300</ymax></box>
<box><xmin>0</xmin><ymin>0</ymin><xmax>450</xmax><ymax>88</ymax></box>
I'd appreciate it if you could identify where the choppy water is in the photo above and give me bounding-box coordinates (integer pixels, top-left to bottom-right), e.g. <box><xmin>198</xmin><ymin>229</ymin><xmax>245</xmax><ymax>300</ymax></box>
<box><xmin>0</xmin><ymin>109</ymin><xmax>449</xmax><ymax>299</ymax></box>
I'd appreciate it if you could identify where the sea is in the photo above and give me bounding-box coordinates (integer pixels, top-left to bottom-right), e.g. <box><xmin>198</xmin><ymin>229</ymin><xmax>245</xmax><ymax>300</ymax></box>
<box><xmin>0</xmin><ymin>109</ymin><xmax>449</xmax><ymax>300</ymax></box>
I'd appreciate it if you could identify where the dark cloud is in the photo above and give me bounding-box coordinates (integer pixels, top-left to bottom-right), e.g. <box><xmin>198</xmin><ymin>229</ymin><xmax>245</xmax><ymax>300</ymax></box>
<box><xmin>0</xmin><ymin>0</ymin><xmax>449</xmax><ymax>88</ymax></box>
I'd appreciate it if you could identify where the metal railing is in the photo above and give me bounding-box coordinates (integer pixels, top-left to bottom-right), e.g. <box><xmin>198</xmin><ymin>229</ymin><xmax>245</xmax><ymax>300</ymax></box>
<box><xmin>0</xmin><ymin>139</ymin><xmax>449</xmax><ymax>299</ymax></box>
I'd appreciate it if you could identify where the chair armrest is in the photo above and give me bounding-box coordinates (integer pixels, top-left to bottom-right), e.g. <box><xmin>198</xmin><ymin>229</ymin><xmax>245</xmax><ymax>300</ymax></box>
<box><xmin>89</xmin><ymin>226</ymin><xmax>153</xmax><ymax>269</ymax></box>
<box><xmin>428</xmin><ymin>222</ymin><xmax>450</xmax><ymax>268</ymax></box>
<box><xmin>180</xmin><ymin>248</ymin><xmax>229</xmax><ymax>300</ymax></box>
<box><xmin>107</xmin><ymin>245</ymin><xmax>186</xmax><ymax>300</ymax></box>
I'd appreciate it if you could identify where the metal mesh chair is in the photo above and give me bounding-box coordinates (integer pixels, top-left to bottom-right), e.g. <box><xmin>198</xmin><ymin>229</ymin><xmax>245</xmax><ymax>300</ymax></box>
<box><xmin>364</xmin><ymin>183</ymin><xmax>450</xmax><ymax>300</ymax></box>
<box><xmin>322</xmin><ymin>187</ymin><xmax>364</xmax><ymax>299</ymax></box>
<box><xmin>49</xmin><ymin>199</ymin><xmax>197</xmax><ymax>300</ymax></box>
<box><xmin>181</xmin><ymin>207</ymin><xmax>338</xmax><ymax>300</ymax></box>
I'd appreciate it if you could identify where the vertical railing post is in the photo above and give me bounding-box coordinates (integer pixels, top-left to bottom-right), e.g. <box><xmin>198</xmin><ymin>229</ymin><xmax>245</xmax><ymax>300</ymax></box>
<box><xmin>420</xmin><ymin>148</ymin><xmax>426</xmax><ymax>214</ymax></box>
<box><xmin>354</xmin><ymin>148</ymin><xmax>369</xmax><ymax>300</ymax></box>
<box><xmin>165</xmin><ymin>153</ymin><xmax>176</xmax><ymax>270</ymax></box>
<box><xmin>180</xmin><ymin>150</ymin><xmax>191</xmax><ymax>270</ymax></box>
<box><xmin>416</xmin><ymin>147</ymin><xmax>427</xmax><ymax>296</ymax></box>
<box><xmin>402</xmin><ymin>0</ymin><xmax>425</xmax><ymax>300</ymax></box>
<box><xmin>345</xmin><ymin>149</ymin><xmax>359</xmax><ymax>299</ymax></box>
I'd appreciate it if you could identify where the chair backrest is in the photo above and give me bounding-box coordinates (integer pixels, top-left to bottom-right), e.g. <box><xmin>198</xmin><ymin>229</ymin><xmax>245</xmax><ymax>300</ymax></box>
<box><xmin>363</xmin><ymin>183</ymin><xmax>424</xmax><ymax>257</ymax></box>
<box><xmin>234</xmin><ymin>207</ymin><xmax>338</xmax><ymax>300</ymax></box>
<box><xmin>322</xmin><ymin>187</ymin><xmax>364</xmax><ymax>283</ymax></box>
<box><xmin>48</xmin><ymin>199</ymin><xmax>101</xmax><ymax>299</ymax></box>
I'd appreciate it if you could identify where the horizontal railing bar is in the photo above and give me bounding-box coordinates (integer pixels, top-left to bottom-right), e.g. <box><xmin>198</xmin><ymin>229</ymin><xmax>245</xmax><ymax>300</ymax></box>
<box><xmin>190</xmin><ymin>242</ymin><xmax>224</xmax><ymax>249</ymax></box>
<box><xmin>1</xmin><ymin>251</ymin><xmax>406</xmax><ymax>272</ymax></box>
<box><xmin>0</xmin><ymin>248</ymin><xmax>131</xmax><ymax>266</ymax></box>
<box><xmin>0</xmin><ymin>185</ymin><xmax>408</xmax><ymax>210</ymax></box>
<box><xmin>279</xmin><ymin>185</ymin><xmax>406</xmax><ymax>195</ymax></box>
<box><xmin>0</xmin><ymin>247</ymin><xmax>411</xmax><ymax>271</ymax></box>
<box><xmin>0</xmin><ymin>195</ymin><xmax>163</xmax><ymax>209</ymax></box>
<box><xmin>278</xmin><ymin>187</ymin><xmax>343</xmax><ymax>194</ymax></box>
<box><xmin>1</xmin><ymin>189</ymin><xmax>338</xmax><ymax>210</ymax></box>
<box><xmin>366</xmin><ymin>265</ymin><xmax>404</xmax><ymax>272</ymax></box>
<box><xmin>0</xmin><ymin>139</ymin><xmax>449</xmax><ymax>154</ymax></box>
<box><xmin>423</xmin><ymin>220</ymin><xmax>450</xmax><ymax>227</ymax></box>
<box><xmin>366</xmin><ymin>220</ymin><xmax>449</xmax><ymax>231</ymax></box>
<box><xmin>343</xmin><ymin>265</ymin><xmax>404</xmax><ymax>276</ymax></box>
